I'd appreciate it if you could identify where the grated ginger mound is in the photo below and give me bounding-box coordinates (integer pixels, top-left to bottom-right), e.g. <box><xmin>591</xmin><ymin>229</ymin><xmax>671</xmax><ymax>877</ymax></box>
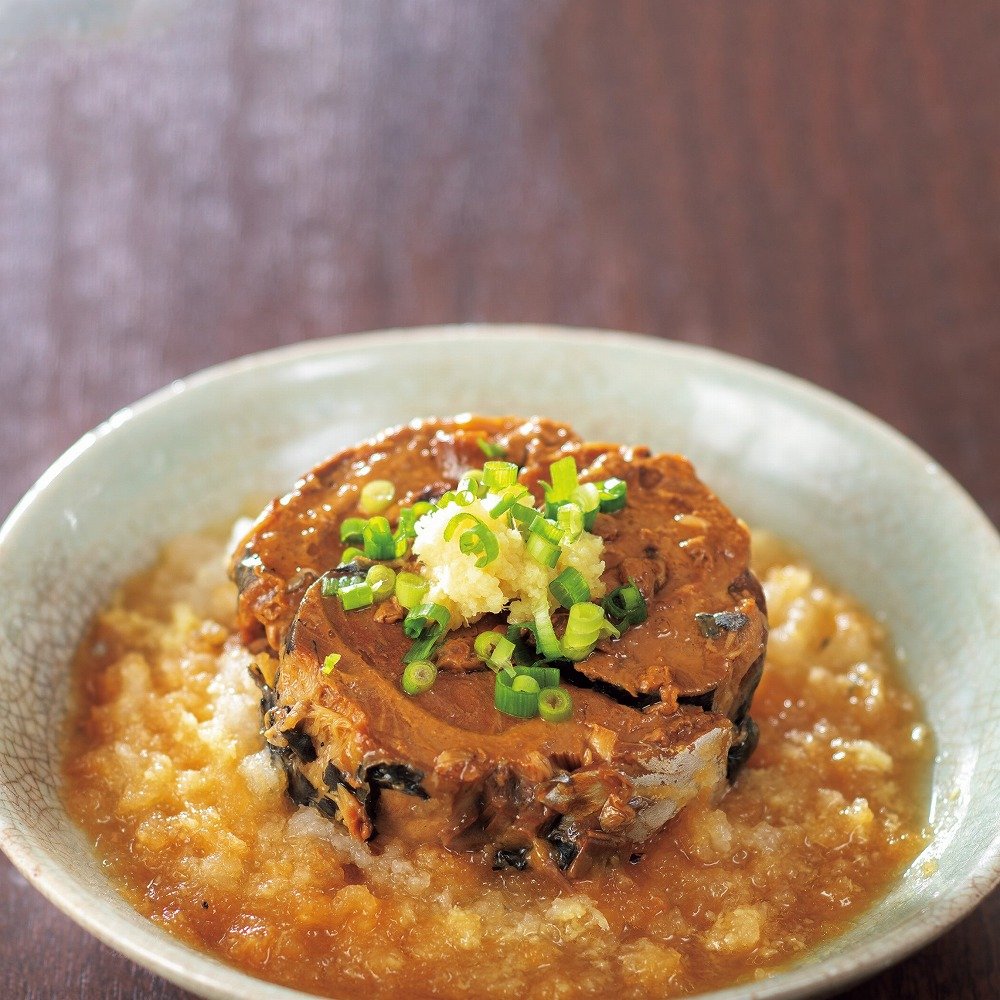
<box><xmin>411</xmin><ymin>496</ymin><xmax>606</xmax><ymax>627</ymax></box>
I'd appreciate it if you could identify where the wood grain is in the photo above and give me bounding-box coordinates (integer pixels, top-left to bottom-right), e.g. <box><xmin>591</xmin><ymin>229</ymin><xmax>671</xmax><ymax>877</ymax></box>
<box><xmin>0</xmin><ymin>1</ymin><xmax>996</xmax><ymax>997</ymax></box>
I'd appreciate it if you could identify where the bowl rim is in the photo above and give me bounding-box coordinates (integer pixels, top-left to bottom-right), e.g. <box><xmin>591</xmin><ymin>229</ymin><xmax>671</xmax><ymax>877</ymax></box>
<box><xmin>1</xmin><ymin>323</ymin><xmax>998</xmax><ymax>1000</ymax></box>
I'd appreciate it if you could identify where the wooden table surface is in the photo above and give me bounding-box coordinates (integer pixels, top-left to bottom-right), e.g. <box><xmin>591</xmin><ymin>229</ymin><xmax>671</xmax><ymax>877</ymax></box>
<box><xmin>1</xmin><ymin>2</ymin><xmax>997</xmax><ymax>997</ymax></box>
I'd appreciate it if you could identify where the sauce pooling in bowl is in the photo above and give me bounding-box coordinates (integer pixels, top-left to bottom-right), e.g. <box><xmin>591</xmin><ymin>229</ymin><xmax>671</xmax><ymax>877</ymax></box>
<box><xmin>63</xmin><ymin>525</ymin><xmax>931</xmax><ymax>998</ymax></box>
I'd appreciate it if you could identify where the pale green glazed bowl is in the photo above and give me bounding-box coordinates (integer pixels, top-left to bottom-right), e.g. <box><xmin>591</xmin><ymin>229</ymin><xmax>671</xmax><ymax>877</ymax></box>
<box><xmin>1</xmin><ymin>326</ymin><xmax>998</xmax><ymax>1000</ymax></box>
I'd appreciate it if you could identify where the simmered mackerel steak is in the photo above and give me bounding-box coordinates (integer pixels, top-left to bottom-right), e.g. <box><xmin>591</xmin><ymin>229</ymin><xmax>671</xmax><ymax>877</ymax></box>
<box><xmin>230</xmin><ymin>416</ymin><xmax>767</xmax><ymax>874</ymax></box>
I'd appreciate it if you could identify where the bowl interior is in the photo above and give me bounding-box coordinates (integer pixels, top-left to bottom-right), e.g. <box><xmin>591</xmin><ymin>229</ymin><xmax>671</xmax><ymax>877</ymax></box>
<box><xmin>1</xmin><ymin>326</ymin><xmax>998</xmax><ymax>1000</ymax></box>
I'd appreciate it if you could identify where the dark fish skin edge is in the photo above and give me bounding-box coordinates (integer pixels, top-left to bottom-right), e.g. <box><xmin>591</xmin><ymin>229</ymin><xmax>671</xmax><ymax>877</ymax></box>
<box><xmin>249</xmin><ymin>659</ymin><xmax>761</xmax><ymax>869</ymax></box>
<box><xmin>362</xmin><ymin>762</ymin><xmax>430</xmax><ymax>799</ymax></box>
<box><xmin>250</xmin><ymin>661</ymin><xmax>431</xmax><ymax>830</ymax></box>
<box><xmin>493</xmin><ymin>846</ymin><xmax>531</xmax><ymax>871</ymax></box>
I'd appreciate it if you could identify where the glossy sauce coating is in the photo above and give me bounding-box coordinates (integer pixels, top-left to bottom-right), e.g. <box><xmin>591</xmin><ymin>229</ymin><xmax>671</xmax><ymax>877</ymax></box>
<box><xmin>231</xmin><ymin>416</ymin><xmax>766</xmax><ymax>704</ymax></box>
<box><xmin>231</xmin><ymin>417</ymin><xmax>767</xmax><ymax>868</ymax></box>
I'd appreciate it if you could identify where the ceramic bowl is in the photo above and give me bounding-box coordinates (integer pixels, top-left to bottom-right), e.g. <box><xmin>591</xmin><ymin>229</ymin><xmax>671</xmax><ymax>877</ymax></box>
<box><xmin>1</xmin><ymin>326</ymin><xmax>997</xmax><ymax>1000</ymax></box>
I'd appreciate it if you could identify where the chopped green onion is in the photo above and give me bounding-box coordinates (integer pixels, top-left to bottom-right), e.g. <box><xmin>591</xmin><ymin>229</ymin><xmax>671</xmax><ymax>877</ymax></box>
<box><xmin>538</xmin><ymin>687</ymin><xmax>573</xmax><ymax>723</ymax></box>
<box><xmin>549</xmin><ymin>567</ymin><xmax>591</xmax><ymax>609</ymax></box>
<box><xmin>439</xmin><ymin>488</ymin><xmax>476</xmax><ymax>508</ymax></box>
<box><xmin>526</xmin><ymin>531</ymin><xmax>560</xmax><ymax>568</ymax></box>
<box><xmin>597</xmin><ymin>477</ymin><xmax>628</xmax><ymax>513</ymax></box>
<box><xmin>403</xmin><ymin>602</ymin><xmax>451</xmax><ymax>640</ymax></box>
<box><xmin>556</xmin><ymin>503</ymin><xmax>584</xmax><ymax>543</ymax></box>
<box><xmin>560</xmin><ymin>642</ymin><xmax>594</xmax><ymax>662</ymax></box>
<box><xmin>489</xmin><ymin>484</ymin><xmax>531</xmax><ymax>519</ymax></box>
<box><xmin>548</xmin><ymin>482</ymin><xmax>598</xmax><ymax>523</ymax></box>
<box><xmin>413</xmin><ymin>500</ymin><xmax>436</xmax><ymax>519</ymax></box>
<box><xmin>340</xmin><ymin>517</ymin><xmax>368</xmax><ymax>543</ymax></box>
<box><xmin>360</xmin><ymin>479</ymin><xmax>395</xmax><ymax>515</ymax></box>
<box><xmin>477</xmin><ymin>438</ymin><xmax>507</xmax><ymax>459</ymax></box>
<box><xmin>565</xmin><ymin>482</ymin><xmax>601</xmax><ymax>529</ymax></box>
<box><xmin>483</xmin><ymin>460</ymin><xmax>518</xmax><ymax>491</ymax></box>
<box><xmin>527</xmin><ymin>513</ymin><xmax>562</xmax><ymax>545</ymax></box>
<box><xmin>573</xmin><ymin>482</ymin><xmax>600</xmax><ymax>512</ymax></box>
<box><xmin>567</xmin><ymin>600</ymin><xmax>604</xmax><ymax>632</ymax></box>
<box><xmin>339</xmin><ymin>580</ymin><xmax>375</xmax><ymax>611</ymax></box>
<box><xmin>395</xmin><ymin>571</ymin><xmax>429</xmax><ymax>610</ymax></box>
<box><xmin>458</xmin><ymin>469</ymin><xmax>487</xmax><ymax>497</ymax></box>
<box><xmin>459</xmin><ymin>525</ymin><xmax>500</xmax><ymax>568</ymax></box>
<box><xmin>444</xmin><ymin>512</ymin><xmax>499</xmax><ymax>568</ymax></box>
<box><xmin>322</xmin><ymin>653</ymin><xmax>342</xmax><ymax>675</ymax></box>
<box><xmin>362</xmin><ymin>516</ymin><xmax>397</xmax><ymax>560</ymax></box>
<box><xmin>403</xmin><ymin>634</ymin><xmax>440</xmax><ymax>663</ymax></box>
<box><xmin>547</xmin><ymin>456</ymin><xmax>579</xmax><ymax>503</ymax></box>
<box><xmin>488</xmin><ymin>636</ymin><xmax>515</xmax><ymax>670</ymax></box>
<box><xmin>402</xmin><ymin>598</ymin><xmax>450</xmax><ymax>664</ymax></box>
<box><xmin>474</xmin><ymin>630</ymin><xmax>505</xmax><ymax>661</ymax></box>
<box><xmin>366</xmin><ymin>564</ymin><xmax>396</xmax><ymax>601</ymax></box>
<box><xmin>494</xmin><ymin>672</ymin><xmax>539</xmax><ymax>718</ymax></box>
<box><xmin>401</xmin><ymin>660</ymin><xmax>437</xmax><ymax>695</ymax></box>
<box><xmin>444</xmin><ymin>512</ymin><xmax>478</xmax><ymax>540</ymax></box>
<box><xmin>321</xmin><ymin>576</ymin><xmax>341</xmax><ymax>597</ymax></box>
<box><xmin>394</xmin><ymin>507</ymin><xmax>417</xmax><ymax>540</ymax></box>
<box><xmin>511</xmin><ymin>674</ymin><xmax>541</xmax><ymax>694</ymax></box>
<box><xmin>598</xmin><ymin>616</ymin><xmax>621</xmax><ymax>640</ymax></box>
<box><xmin>394</xmin><ymin>521</ymin><xmax>414</xmax><ymax>553</ymax></box>
<box><xmin>561</xmin><ymin>601</ymin><xmax>619</xmax><ymax>660</ymax></box>
<box><xmin>474</xmin><ymin>631</ymin><xmax>515</xmax><ymax>671</ymax></box>
<box><xmin>339</xmin><ymin>546</ymin><xmax>365</xmax><ymax>565</ymax></box>
<box><xmin>510</xmin><ymin>502</ymin><xmax>538</xmax><ymax>527</ymax></box>
<box><xmin>510</xmin><ymin>664</ymin><xmax>561</xmax><ymax>689</ymax></box>
<box><xmin>393</xmin><ymin>500</ymin><xmax>434</xmax><ymax>548</ymax></box>
<box><xmin>533</xmin><ymin>607</ymin><xmax>563</xmax><ymax>660</ymax></box>
<box><xmin>604</xmin><ymin>581</ymin><xmax>649</xmax><ymax>628</ymax></box>
<box><xmin>505</xmin><ymin>622</ymin><xmax>536</xmax><ymax>666</ymax></box>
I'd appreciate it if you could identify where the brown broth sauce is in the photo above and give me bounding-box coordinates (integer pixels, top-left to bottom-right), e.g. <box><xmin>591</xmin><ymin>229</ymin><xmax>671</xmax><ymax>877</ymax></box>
<box><xmin>63</xmin><ymin>531</ymin><xmax>932</xmax><ymax>998</ymax></box>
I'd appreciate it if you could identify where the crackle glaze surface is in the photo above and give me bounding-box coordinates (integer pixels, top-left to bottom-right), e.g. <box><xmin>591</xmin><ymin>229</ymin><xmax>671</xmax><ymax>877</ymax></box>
<box><xmin>1</xmin><ymin>327</ymin><xmax>998</xmax><ymax>1000</ymax></box>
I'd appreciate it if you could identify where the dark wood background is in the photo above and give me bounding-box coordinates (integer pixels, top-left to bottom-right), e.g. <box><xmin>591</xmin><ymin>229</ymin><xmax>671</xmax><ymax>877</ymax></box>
<box><xmin>1</xmin><ymin>1</ymin><xmax>996</xmax><ymax>997</ymax></box>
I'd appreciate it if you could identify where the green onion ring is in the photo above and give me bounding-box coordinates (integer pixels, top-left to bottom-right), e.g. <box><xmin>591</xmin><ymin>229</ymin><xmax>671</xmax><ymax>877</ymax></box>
<box><xmin>494</xmin><ymin>673</ymin><xmax>539</xmax><ymax>718</ymax></box>
<box><xmin>339</xmin><ymin>580</ymin><xmax>375</xmax><ymax>612</ymax></box>
<box><xmin>359</xmin><ymin>479</ymin><xmax>395</xmax><ymax>515</ymax></box>
<box><xmin>549</xmin><ymin>566</ymin><xmax>591</xmax><ymax>609</ymax></box>
<box><xmin>556</xmin><ymin>502</ymin><xmax>584</xmax><ymax>543</ymax></box>
<box><xmin>526</xmin><ymin>532</ymin><xmax>560</xmax><ymax>568</ymax></box>
<box><xmin>474</xmin><ymin>630</ymin><xmax>505</xmax><ymax>661</ymax></box>
<box><xmin>532</xmin><ymin>607</ymin><xmax>563</xmax><ymax>660</ymax></box>
<box><xmin>340</xmin><ymin>516</ymin><xmax>368</xmax><ymax>543</ymax></box>
<box><xmin>597</xmin><ymin>477</ymin><xmax>628</xmax><ymax>513</ymax></box>
<box><xmin>338</xmin><ymin>546</ymin><xmax>365</xmax><ymax>565</ymax></box>
<box><xmin>401</xmin><ymin>660</ymin><xmax>437</xmax><ymax>695</ymax></box>
<box><xmin>362</xmin><ymin>515</ymin><xmax>397</xmax><ymax>560</ymax></box>
<box><xmin>365</xmin><ymin>564</ymin><xmax>397</xmax><ymax>602</ymax></box>
<box><xmin>508</xmin><ymin>664</ymin><xmax>561</xmax><ymax>689</ymax></box>
<box><xmin>403</xmin><ymin>602</ymin><xmax>451</xmax><ymax>640</ymax></box>
<box><xmin>511</xmin><ymin>674</ymin><xmax>541</xmax><ymax>694</ymax></box>
<box><xmin>483</xmin><ymin>460</ymin><xmax>518</xmax><ymax>491</ymax></box>
<box><xmin>394</xmin><ymin>571</ymin><xmax>429</xmax><ymax>610</ymax></box>
<box><xmin>538</xmin><ymin>687</ymin><xmax>573</xmax><ymax>722</ymax></box>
